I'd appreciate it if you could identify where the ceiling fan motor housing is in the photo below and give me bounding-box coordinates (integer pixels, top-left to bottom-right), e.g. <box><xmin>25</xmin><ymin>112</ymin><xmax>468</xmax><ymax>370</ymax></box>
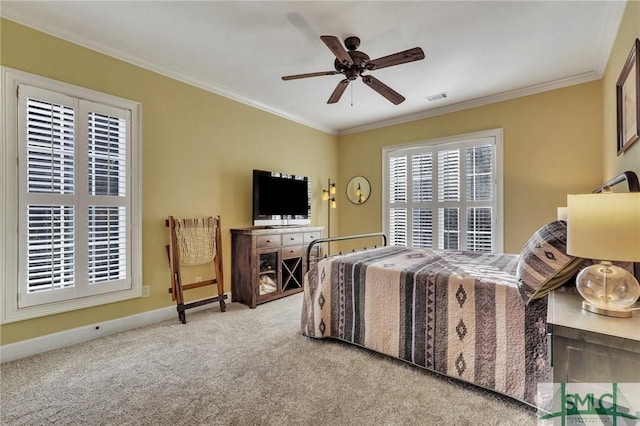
<box><xmin>334</xmin><ymin>50</ymin><xmax>371</xmax><ymax>79</ymax></box>
<box><xmin>344</xmin><ymin>36</ymin><xmax>361</xmax><ymax>51</ymax></box>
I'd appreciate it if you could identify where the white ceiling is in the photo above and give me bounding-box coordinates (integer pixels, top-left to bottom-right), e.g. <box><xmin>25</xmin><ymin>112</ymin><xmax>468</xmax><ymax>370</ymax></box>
<box><xmin>1</xmin><ymin>1</ymin><xmax>627</xmax><ymax>135</ymax></box>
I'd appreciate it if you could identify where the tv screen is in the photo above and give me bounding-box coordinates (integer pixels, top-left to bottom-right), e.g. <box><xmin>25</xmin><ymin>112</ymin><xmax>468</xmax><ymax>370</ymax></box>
<box><xmin>253</xmin><ymin>170</ymin><xmax>310</xmax><ymax>226</ymax></box>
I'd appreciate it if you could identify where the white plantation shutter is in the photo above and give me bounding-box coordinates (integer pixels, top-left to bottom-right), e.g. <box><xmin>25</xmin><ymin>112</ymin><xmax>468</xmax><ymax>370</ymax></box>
<box><xmin>384</xmin><ymin>131</ymin><xmax>502</xmax><ymax>252</ymax></box>
<box><xmin>26</xmin><ymin>205</ymin><xmax>75</xmax><ymax>293</ymax></box>
<box><xmin>86</xmin><ymin>105</ymin><xmax>129</xmax><ymax>290</ymax></box>
<box><xmin>439</xmin><ymin>207</ymin><xmax>460</xmax><ymax>250</ymax></box>
<box><xmin>437</xmin><ymin>149</ymin><xmax>460</xmax><ymax>202</ymax></box>
<box><xmin>18</xmin><ymin>87</ymin><xmax>77</xmax><ymax>305</ymax></box>
<box><xmin>411</xmin><ymin>153</ymin><xmax>433</xmax><ymax>247</ymax></box>
<box><xmin>88</xmin><ymin>111</ymin><xmax>127</xmax><ymax>197</ymax></box>
<box><xmin>25</xmin><ymin>97</ymin><xmax>75</xmax><ymax>194</ymax></box>
<box><xmin>466</xmin><ymin>145</ymin><xmax>493</xmax><ymax>202</ymax></box>
<box><xmin>88</xmin><ymin>206</ymin><xmax>127</xmax><ymax>284</ymax></box>
<box><xmin>411</xmin><ymin>153</ymin><xmax>432</xmax><ymax>202</ymax></box>
<box><xmin>467</xmin><ymin>207</ymin><xmax>493</xmax><ymax>252</ymax></box>
<box><xmin>24</xmin><ymin>95</ymin><xmax>76</xmax><ymax>294</ymax></box>
<box><xmin>3</xmin><ymin>69</ymin><xmax>141</xmax><ymax>322</ymax></box>
<box><xmin>465</xmin><ymin>144</ymin><xmax>494</xmax><ymax>252</ymax></box>
<box><xmin>437</xmin><ymin>148</ymin><xmax>461</xmax><ymax>250</ymax></box>
<box><xmin>389</xmin><ymin>155</ymin><xmax>408</xmax><ymax>246</ymax></box>
<box><xmin>389</xmin><ymin>155</ymin><xmax>407</xmax><ymax>203</ymax></box>
<box><xmin>389</xmin><ymin>208</ymin><xmax>407</xmax><ymax>246</ymax></box>
<box><xmin>17</xmin><ymin>84</ymin><xmax>133</xmax><ymax>308</ymax></box>
<box><xmin>412</xmin><ymin>208</ymin><xmax>433</xmax><ymax>247</ymax></box>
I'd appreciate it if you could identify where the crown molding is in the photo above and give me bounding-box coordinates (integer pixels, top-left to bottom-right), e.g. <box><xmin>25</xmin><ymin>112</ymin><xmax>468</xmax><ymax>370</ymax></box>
<box><xmin>0</xmin><ymin>14</ymin><xmax>337</xmax><ymax>136</ymax></box>
<box><xmin>2</xmin><ymin>8</ymin><xmax>614</xmax><ymax>138</ymax></box>
<box><xmin>338</xmin><ymin>71</ymin><xmax>601</xmax><ymax>135</ymax></box>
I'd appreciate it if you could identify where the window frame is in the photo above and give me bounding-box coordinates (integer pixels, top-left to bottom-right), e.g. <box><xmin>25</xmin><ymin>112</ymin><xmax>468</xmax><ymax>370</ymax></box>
<box><xmin>1</xmin><ymin>67</ymin><xmax>143</xmax><ymax>323</ymax></box>
<box><xmin>382</xmin><ymin>128</ymin><xmax>504</xmax><ymax>253</ymax></box>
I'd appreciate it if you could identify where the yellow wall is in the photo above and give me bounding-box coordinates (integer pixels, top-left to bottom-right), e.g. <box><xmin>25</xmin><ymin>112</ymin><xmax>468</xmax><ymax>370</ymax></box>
<box><xmin>336</xmin><ymin>0</ymin><xmax>639</xmax><ymax>274</ymax></box>
<box><xmin>2</xmin><ymin>2</ymin><xmax>639</xmax><ymax>346</ymax></box>
<box><xmin>337</xmin><ymin>82</ymin><xmax>603</xmax><ymax>254</ymax></box>
<box><xmin>602</xmin><ymin>0</ymin><xmax>640</xmax><ymax>179</ymax></box>
<box><xmin>0</xmin><ymin>19</ymin><xmax>338</xmax><ymax>344</ymax></box>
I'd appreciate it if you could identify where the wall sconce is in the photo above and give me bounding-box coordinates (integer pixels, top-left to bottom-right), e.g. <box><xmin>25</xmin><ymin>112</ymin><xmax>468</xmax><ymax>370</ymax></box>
<box><xmin>347</xmin><ymin>176</ymin><xmax>371</xmax><ymax>204</ymax></box>
<box><xmin>355</xmin><ymin>184</ymin><xmax>366</xmax><ymax>203</ymax></box>
<box><xmin>323</xmin><ymin>179</ymin><xmax>337</xmax><ymax>252</ymax></box>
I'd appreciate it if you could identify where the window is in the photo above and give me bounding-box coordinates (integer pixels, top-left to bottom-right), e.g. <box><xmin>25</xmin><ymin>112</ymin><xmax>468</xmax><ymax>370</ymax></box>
<box><xmin>1</xmin><ymin>68</ymin><xmax>142</xmax><ymax>323</ymax></box>
<box><xmin>383</xmin><ymin>129</ymin><xmax>503</xmax><ymax>253</ymax></box>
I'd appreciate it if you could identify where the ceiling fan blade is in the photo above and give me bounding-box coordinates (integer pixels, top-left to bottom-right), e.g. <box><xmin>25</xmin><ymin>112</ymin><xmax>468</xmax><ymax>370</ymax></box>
<box><xmin>362</xmin><ymin>75</ymin><xmax>405</xmax><ymax>105</ymax></box>
<box><xmin>367</xmin><ymin>47</ymin><xmax>425</xmax><ymax>70</ymax></box>
<box><xmin>328</xmin><ymin>79</ymin><xmax>350</xmax><ymax>104</ymax></box>
<box><xmin>320</xmin><ymin>35</ymin><xmax>353</xmax><ymax>66</ymax></box>
<box><xmin>282</xmin><ymin>71</ymin><xmax>338</xmax><ymax>81</ymax></box>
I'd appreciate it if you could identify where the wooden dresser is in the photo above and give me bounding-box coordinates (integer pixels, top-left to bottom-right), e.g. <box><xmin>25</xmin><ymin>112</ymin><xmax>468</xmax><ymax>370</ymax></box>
<box><xmin>230</xmin><ymin>226</ymin><xmax>323</xmax><ymax>308</ymax></box>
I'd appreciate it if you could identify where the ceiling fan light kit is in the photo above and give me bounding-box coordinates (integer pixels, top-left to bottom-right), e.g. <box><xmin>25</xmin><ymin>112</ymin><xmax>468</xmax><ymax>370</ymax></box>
<box><xmin>282</xmin><ymin>35</ymin><xmax>425</xmax><ymax>105</ymax></box>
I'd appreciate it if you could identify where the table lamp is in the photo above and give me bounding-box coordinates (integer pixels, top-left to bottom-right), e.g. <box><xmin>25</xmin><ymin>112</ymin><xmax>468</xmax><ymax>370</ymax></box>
<box><xmin>557</xmin><ymin>207</ymin><xmax>568</xmax><ymax>221</ymax></box>
<box><xmin>566</xmin><ymin>192</ymin><xmax>640</xmax><ymax>318</ymax></box>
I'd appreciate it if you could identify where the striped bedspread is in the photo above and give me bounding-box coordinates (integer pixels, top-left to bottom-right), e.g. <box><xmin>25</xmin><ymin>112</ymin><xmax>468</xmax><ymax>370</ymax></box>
<box><xmin>301</xmin><ymin>246</ymin><xmax>551</xmax><ymax>407</ymax></box>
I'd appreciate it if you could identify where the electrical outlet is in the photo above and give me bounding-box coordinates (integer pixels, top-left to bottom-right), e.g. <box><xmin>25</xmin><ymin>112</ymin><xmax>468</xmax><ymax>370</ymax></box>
<box><xmin>142</xmin><ymin>285</ymin><xmax>150</xmax><ymax>297</ymax></box>
<box><xmin>195</xmin><ymin>276</ymin><xmax>202</xmax><ymax>283</ymax></box>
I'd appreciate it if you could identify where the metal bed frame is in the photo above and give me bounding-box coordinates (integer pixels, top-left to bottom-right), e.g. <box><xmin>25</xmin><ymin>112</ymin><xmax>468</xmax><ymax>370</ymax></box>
<box><xmin>593</xmin><ymin>170</ymin><xmax>639</xmax><ymax>193</ymax></box>
<box><xmin>306</xmin><ymin>232</ymin><xmax>387</xmax><ymax>267</ymax></box>
<box><xmin>305</xmin><ymin>170</ymin><xmax>639</xmax><ymax>278</ymax></box>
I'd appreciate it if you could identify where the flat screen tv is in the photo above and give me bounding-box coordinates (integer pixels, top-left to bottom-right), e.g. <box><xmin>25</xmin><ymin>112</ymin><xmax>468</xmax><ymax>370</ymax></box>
<box><xmin>253</xmin><ymin>169</ymin><xmax>310</xmax><ymax>226</ymax></box>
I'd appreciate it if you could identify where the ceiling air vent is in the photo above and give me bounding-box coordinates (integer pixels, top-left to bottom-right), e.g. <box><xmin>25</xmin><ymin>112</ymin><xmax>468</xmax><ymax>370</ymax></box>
<box><xmin>426</xmin><ymin>92</ymin><xmax>448</xmax><ymax>101</ymax></box>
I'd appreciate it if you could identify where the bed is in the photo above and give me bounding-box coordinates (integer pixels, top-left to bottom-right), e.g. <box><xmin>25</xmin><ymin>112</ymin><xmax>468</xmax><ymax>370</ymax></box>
<box><xmin>302</xmin><ymin>245</ymin><xmax>551</xmax><ymax>407</ymax></box>
<box><xmin>301</xmin><ymin>171</ymin><xmax>640</xmax><ymax>408</ymax></box>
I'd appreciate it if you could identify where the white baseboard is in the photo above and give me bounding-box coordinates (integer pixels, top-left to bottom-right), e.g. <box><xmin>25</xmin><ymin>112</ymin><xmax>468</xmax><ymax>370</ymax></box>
<box><xmin>0</xmin><ymin>295</ymin><xmax>229</xmax><ymax>363</ymax></box>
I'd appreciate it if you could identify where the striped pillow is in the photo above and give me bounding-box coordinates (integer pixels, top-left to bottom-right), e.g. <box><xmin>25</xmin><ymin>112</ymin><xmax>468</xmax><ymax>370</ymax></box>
<box><xmin>516</xmin><ymin>220</ymin><xmax>583</xmax><ymax>304</ymax></box>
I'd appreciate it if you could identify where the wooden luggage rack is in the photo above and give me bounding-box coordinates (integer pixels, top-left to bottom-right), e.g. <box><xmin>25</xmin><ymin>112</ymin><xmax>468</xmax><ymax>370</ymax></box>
<box><xmin>166</xmin><ymin>216</ymin><xmax>227</xmax><ymax>324</ymax></box>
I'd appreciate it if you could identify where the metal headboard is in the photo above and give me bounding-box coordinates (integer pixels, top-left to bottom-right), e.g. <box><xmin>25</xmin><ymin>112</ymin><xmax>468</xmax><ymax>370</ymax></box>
<box><xmin>593</xmin><ymin>170</ymin><xmax>639</xmax><ymax>193</ymax></box>
<box><xmin>306</xmin><ymin>232</ymin><xmax>388</xmax><ymax>267</ymax></box>
<box><xmin>305</xmin><ymin>172</ymin><xmax>640</xmax><ymax>274</ymax></box>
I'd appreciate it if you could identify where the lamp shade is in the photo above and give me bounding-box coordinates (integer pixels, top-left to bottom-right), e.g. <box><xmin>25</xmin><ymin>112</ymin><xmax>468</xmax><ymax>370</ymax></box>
<box><xmin>557</xmin><ymin>207</ymin><xmax>567</xmax><ymax>221</ymax></box>
<box><xmin>567</xmin><ymin>193</ymin><xmax>640</xmax><ymax>262</ymax></box>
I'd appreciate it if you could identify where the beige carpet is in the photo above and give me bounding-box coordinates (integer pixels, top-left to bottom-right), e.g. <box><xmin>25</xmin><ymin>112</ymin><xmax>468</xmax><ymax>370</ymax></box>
<box><xmin>1</xmin><ymin>294</ymin><xmax>536</xmax><ymax>425</ymax></box>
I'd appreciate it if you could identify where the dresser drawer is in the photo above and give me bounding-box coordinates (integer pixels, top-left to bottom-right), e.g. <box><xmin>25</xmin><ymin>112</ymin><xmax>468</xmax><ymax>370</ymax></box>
<box><xmin>304</xmin><ymin>231</ymin><xmax>322</xmax><ymax>243</ymax></box>
<box><xmin>256</xmin><ymin>234</ymin><xmax>282</xmax><ymax>248</ymax></box>
<box><xmin>282</xmin><ymin>233</ymin><xmax>303</xmax><ymax>246</ymax></box>
<box><xmin>282</xmin><ymin>245</ymin><xmax>304</xmax><ymax>259</ymax></box>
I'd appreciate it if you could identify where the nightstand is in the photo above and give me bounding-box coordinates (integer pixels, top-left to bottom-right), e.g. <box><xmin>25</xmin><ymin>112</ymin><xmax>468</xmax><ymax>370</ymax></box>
<box><xmin>547</xmin><ymin>290</ymin><xmax>640</xmax><ymax>383</ymax></box>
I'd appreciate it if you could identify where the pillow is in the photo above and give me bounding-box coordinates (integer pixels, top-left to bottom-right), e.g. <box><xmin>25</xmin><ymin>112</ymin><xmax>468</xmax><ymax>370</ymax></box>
<box><xmin>516</xmin><ymin>220</ymin><xmax>583</xmax><ymax>304</ymax></box>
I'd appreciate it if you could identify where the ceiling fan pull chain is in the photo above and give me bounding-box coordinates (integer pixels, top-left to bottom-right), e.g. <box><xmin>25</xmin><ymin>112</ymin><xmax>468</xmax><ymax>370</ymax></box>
<box><xmin>350</xmin><ymin>82</ymin><xmax>354</xmax><ymax>107</ymax></box>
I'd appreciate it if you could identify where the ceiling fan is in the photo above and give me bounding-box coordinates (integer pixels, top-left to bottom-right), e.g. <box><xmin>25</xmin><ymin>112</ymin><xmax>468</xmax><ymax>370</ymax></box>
<box><xmin>282</xmin><ymin>35</ymin><xmax>425</xmax><ymax>105</ymax></box>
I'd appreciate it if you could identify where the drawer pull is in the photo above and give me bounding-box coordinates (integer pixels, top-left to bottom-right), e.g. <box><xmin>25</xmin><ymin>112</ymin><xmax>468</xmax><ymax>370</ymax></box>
<box><xmin>266</xmin><ymin>240</ymin><xmax>271</xmax><ymax>243</ymax></box>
